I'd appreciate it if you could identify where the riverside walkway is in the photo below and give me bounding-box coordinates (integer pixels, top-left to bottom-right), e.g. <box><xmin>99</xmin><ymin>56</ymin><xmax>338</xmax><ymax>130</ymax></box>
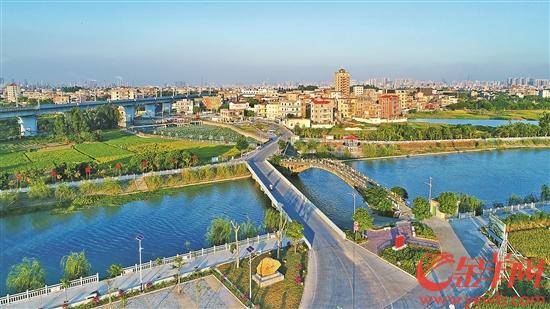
<box><xmin>278</xmin><ymin>157</ymin><xmax>413</xmax><ymax>219</ymax></box>
<box><xmin>2</xmin><ymin>234</ymin><xmax>283</xmax><ymax>308</ymax></box>
<box><xmin>246</xmin><ymin>140</ymin><xmax>419</xmax><ymax>308</ymax></box>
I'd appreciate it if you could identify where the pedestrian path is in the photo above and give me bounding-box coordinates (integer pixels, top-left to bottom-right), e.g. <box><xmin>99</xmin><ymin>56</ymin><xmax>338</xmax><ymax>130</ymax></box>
<box><xmin>4</xmin><ymin>236</ymin><xmax>281</xmax><ymax>309</ymax></box>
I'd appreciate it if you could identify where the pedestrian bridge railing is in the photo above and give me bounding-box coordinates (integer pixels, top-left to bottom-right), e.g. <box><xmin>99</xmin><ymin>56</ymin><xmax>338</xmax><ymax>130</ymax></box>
<box><xmin>0</xmin><ymin>232</ymin><xmax>278</xmax><ymax>306</ymax></box>
<box><xmin>121</xmin><ymin>232</ymin><xmax>277</xmax><ymax>275</ymax></box>
<box><xmin>0</xmin><ymin>273</ymin><xmax>99</xmax><ymax>305</ymax></box>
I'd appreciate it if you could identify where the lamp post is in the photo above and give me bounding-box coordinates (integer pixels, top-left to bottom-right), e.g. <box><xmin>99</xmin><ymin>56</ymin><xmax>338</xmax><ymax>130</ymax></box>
<box><xmin>347</xmin><ymin>192</ymin><xmax>357</xmax><ymax>213</ymax></box>
<box><xmin>135</xmin><ymin>235</ymin><xmax>144</xmax><ymax>291</ymax></box>
<box><xmin>246</xmin><ymin>246</ymin><xmax>255</xmax><ymax>301</ymax></box>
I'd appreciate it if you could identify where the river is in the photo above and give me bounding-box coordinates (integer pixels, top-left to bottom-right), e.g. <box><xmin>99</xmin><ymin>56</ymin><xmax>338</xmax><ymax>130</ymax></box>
<box><xmin>290</xmin><ymin>148</ymin><xmax>549</xmax><ymax>230</ymax></box>
<box><xmin>1</xmin><ymin>148</ymin><xmax>549</xmax><ymax>295</ymax></box>
<box><xmin>0</xmin><ymin>178</ymin><xmax>270</xmax><ymax>294</ymax></box>
<box><xmin>409</xmin><ymin>118</ymin><xmax>538</xmax><ymax>127</ymax></box>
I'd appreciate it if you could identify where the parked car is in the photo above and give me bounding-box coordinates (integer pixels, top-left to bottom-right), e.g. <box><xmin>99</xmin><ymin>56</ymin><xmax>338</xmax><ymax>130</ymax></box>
<box><xmin>85</xmin><ymin>290</ymin><xmax>100</xmax><ymax>300</ymax></box>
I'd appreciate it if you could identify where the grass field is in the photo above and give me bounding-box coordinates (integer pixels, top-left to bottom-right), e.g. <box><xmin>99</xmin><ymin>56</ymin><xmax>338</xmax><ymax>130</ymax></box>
<box><xmin>0</xmin><ymin>130</ymin><xmax>237</xmax><ymax>173</ymax></box>
<box><xmin>407</xmin><ymin>109</ymin><xmax>546</xmax><ymax>120</ymax></box>
<box><xmin>508</xmin><ymin>228</ymin><xmax>550</xmax><ymax>263</ymax></box>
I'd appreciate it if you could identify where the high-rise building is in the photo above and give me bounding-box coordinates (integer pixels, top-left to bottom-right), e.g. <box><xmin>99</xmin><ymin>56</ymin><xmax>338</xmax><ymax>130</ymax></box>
<box><xmin>5</xmin><ymin>83</ymin><xmax>20</xmax><ymax>103</ymax></box>
<box><xmin>334</xmin><ymin>68</ymin><xmax>351</xmax><ymax>97</ymax></box>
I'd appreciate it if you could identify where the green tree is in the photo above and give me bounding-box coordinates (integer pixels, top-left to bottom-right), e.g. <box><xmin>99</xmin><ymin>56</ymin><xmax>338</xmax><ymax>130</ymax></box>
<box><xmin>173</xmin><ymin>256</ymin><xmax>184</xmax><ymax>290</ymax></box>
<box><xmin>239</xmin><ymin>219</ymin><xmax>259</xmax><ymax>239</ymax></box>
<box><xmin>412</xmin><ymin>197</ymin><xmax>432</xmax><ymax>221</ymax></box>
<box><xmin>263</xmin><ymin>208</ymin><xmax>280</xmax><ymax>232</ymax></box>
<box><xmin>540</xmin><ymin>184</ymin><xmax>550</xmax><ymax>201</ymax></box>
<box><xmin>206</xmin><ymin>217</ymin><xmax>232</xmax><ymax>245</ymax></box>
<box><xmin>61</xmin><ymin>251</ymin><xmax>92</xmax><ymax>280</ymax></box>
<box><xmin>508</xmin><ymin>194</ymin><xmax>523</xmax><ymax>206</ymax></box>
<box><xmin>538</xmin><ymin>112</ymin><xmax>550</xmax><ymax>136</ymax></box>
<box><xmin>6</xmin><ymin>258</ymin><xmax>45</xmax><ymax>293</ymax></box>
<box><xmin>391</xmin><ymin>186</ymin><xmax>409</xmax><ymax>200</ymax></box>
<box><xmin>352</xmin><ymin>208</ymin><xmax>373</xmax><ymax>235</ymax></box>
<box><xmin>458</xmin><ymin>194</ymin><xmax>484</xmax><ymax>215</ymax></box>
<box><xmin>107</xmin><ymin>264</ymin><xmax>123</xmax><ymax>278</ymax></box>
<box><xmin>286</xmin><ymin>221</ymin><xmax>304</xmax><ymax>252</ymax></box>
<box><xmin>437</xmin><ymin>192</ymin><xmax>459</xmax><ymax>215</ymax></box>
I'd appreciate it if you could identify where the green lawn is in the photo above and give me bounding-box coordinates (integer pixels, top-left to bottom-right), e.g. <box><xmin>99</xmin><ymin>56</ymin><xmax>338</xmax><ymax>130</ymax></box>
<box><xmin>408</xmin><ymin>109</ymin><xmax>546</xmax><ymax>121</ymax></box>
<box><xmin>25</xmin><ymin>147</ymin><xmax>92</xmax><ymax>169</ymax></box>
<box><xmin>217</xmin><ymin>245</ymin><xmax>308</xmax><ymax>309</ymax></box>
<box><xmin>74</xmin><ymin>142</ymin><xmax>133</xmax><ymax>163</ymax></box>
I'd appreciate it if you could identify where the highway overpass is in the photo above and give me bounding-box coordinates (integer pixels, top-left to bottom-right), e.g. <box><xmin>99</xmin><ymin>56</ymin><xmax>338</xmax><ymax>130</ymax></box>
<box><xmin>0</xmin><ymin>94</ymin><xmax>202</xmax><ymax>137</ymax></box>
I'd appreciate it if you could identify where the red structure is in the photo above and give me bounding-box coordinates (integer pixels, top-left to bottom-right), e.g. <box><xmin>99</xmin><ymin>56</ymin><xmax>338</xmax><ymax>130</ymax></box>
<box><xmin>393</xmin><ymin>234</ymin><xmax>406</xmax><ymax>250</ymax></box>
<box><xmin>378</xmin><ymin>94</ymin><xmax>401</xmax><ymax>119</ymax></box>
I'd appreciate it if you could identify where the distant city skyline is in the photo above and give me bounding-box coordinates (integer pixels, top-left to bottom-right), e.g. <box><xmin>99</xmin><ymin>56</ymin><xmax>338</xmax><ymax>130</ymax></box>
<box><xmin>2</xmin><ymin>1</ymin><xmax>549</xmax><ymax>85</ymax></box>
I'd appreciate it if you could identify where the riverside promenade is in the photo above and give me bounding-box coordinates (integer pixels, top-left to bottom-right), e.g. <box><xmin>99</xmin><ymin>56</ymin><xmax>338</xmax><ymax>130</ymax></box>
<box><xmin>2</xmin><ymin>235</ymin><xmax>283</xmax><ymax>308</ymax></box>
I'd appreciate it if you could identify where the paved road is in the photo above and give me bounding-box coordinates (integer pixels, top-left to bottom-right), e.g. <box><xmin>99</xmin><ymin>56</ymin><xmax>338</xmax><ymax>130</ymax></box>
<box><xmin>4</xmin><ymin>237</ymin><xmax>281</xmax><ymax>309</ymax></box>
<box><xmin>247</xmin><ymin>141</ymin><xmax>419</xmax><ymax>308</ymax></box>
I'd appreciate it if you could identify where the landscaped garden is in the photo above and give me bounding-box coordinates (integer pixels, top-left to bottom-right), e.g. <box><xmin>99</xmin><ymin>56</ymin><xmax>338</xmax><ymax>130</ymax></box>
<box><xmin>217</xmin><ymin>244</ymin><xmax>308</xmax><ymax>309</ymax></box>
<box><xmin>379</xmin><ymin>245</ymin><xmax>440</xmax><ymax>276</ymax></box>
<box><xmin>508</xmin><ymin>228</ymin><xmax>550</xmax><ymax>263</ymax></box>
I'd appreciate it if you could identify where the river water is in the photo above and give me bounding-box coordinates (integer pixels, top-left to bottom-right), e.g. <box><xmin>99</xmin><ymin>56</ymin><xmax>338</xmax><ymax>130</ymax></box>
<box><xmin>290</xmin><ymin>148</ymin><xmax>549</xmax><ymax>230</ymax></box>
<box><xmin>1</xmin><ymin>148</ymin><xmax>549</xmax><ymax>295</ymax></box>
<box><xmin>0</xmin><ymin>179</ymin><xmax>270</xmax><ymax>294</ymax></box>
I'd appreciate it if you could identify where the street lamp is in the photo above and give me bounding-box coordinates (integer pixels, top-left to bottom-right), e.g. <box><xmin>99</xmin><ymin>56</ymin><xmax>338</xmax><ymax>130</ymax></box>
<box><xmin>347</xmin><ymin>192</ymin><xmax>357</xmax><ymax>214</ymax></box>
<box><xmin>135</xmin><ymin>235</ymin><xmax>144</xmax><ymax>291</ymax></box>
<box><xmin>246</xmin><ymin>246</ymin><xmax>255</xmax><ymax>301</ymax></box>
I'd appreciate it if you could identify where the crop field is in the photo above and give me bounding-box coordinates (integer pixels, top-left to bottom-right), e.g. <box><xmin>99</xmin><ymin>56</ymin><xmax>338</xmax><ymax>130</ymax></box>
<box><xmin>74</xmin><ymin>142</ymin><xmax>133</xmax><ymax>163</ymax></box>
<box><xmin>0</xmin><ymin>130</ymin><xmax>239</xmax><ymax>173</ymax></box>
<box><xmin>153</xmin><ymin>125</ymin><xmax>251</xmax><ymax>142</ymax></box>
<box><xmin>508</xmin><ymin>228</ymin><xmax>550</xmax><ymax>263</ymax></box>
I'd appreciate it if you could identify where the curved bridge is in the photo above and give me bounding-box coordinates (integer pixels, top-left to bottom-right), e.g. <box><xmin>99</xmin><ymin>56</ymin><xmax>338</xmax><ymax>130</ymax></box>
<box><xmin>279</xmin><ymin>158</ymin><xmax>413</xmax><ymax>219</ymax></box>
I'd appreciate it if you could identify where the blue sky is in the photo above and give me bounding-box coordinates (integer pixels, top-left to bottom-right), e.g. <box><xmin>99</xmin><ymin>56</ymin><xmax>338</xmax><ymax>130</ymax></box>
<box><xmin>2</xmin><ymin>1</ymin><xmax>549</xmax><ymax>85</ymax></box>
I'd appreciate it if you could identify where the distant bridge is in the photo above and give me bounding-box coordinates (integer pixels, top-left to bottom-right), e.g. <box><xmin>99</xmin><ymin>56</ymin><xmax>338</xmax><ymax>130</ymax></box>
<box><xmin>279</xmin><ymin>158</ymin><xmax>413</xmax><ymax>219</ymax></box>
<box><xmin>0</xmin><ymin>95</ymin><xmax>202</xmax><ymax>137</ymax></box>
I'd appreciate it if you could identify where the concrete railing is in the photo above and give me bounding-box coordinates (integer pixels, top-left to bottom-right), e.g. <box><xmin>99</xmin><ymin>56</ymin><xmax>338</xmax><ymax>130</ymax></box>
<box><xmin>245</xmin><ymin>163</ymin><xmax>292</xmax><ymax>222</ymax></box>
<box><xmin>482</xmin><ymin>201</ymin><xmax>549</xmax><ymax>216</ymax></box>
<box><xmin>264</xmin><ymin>161</ymin><xmax>347</xmax><ymax>240</ymax></box>
<box><xmin>0</xmin><ymin>232</ymin><xmax>279</xmax><ymax>306</ymax></box>
<box><xmin>0</xmin><ymin>273</ymin><xmax>99</xmax><ymax>305</ymax></box>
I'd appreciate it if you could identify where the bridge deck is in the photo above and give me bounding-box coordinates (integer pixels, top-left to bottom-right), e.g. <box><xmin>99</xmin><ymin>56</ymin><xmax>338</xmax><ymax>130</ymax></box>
<box><xmin>246</xmin><ymin>157</ymin><xmax>419</xmax><ymax>308</ymax></box>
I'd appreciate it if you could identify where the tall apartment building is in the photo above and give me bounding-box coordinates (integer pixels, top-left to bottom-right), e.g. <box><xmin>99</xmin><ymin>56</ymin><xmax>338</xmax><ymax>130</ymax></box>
<box><xmin>378</xmin><ymin>94</ymin><xmax>401</xmax><ymax>119</ymax></box>
<box><xmin>334</xmin><ymin>68</ymin><xmax>351</xmax><ymax>97</ymax></box>
<box><xmin>110</xmin><ymin>87</ymin><xmax>136</xmax><ymax>101</ymax></box>
<box><xmin>310</xmin><ymin>99</ymin><xmax>334</xmax><ymax>124</ymax></box>
<box><xmin>352</xmin><ymin>85</ymin><xmax>364</xmax><ymax>97</ymax></box>
<box><xmin>5</xmin><ymin>83</ymin><xmax>20</xmax><ymax>103</ymax></box>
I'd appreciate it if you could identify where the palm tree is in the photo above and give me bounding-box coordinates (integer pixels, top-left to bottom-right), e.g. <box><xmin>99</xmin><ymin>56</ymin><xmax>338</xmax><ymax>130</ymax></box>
<box><xmin>6</xmin><ymin>257</ymin><xmax>45</xmax><ymax>293</ymax></box>
<box><xmin>107</xmin><ymin>264</ymin><xmax>123</xmax><ymax>278</ymax></box>
<box><xmin>286</xmin><ymin>221</ymin><xmax>304</xmax><ymax>253</ymax></box>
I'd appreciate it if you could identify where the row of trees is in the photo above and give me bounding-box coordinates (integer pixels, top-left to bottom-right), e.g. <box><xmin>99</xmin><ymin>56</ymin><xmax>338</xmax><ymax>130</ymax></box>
<box><xmin>54</xmin><ymin>106</ymin><xmax>120</xmax><ymax>142</ymax></box>
<box><xmin>502</xmin><ymin>184</ymin><xmax>550</xmax><ymax>207</ymax></box>
<box><xmin>7</xmin><ymin>251</ymin><xmax>91</xmax><ymax>293</ymax></box>
<box><xmin>503</xmin><ymin>211</ymin><xmax>549</xmax><ymax>232</ymax></box>
<box><xmin>447</xmin><ymin>94</ymin><xmax>550</xmax><ymax>111</ymax></box>
<box><xmin>293</xmin><ymin>113</ymin><xmax>550</xmax><ymax>141</ymax></box>
<box><xmin>206</xmin><ymin>208</ymin><xmax>305</xmax><ymax>258</ymax></box>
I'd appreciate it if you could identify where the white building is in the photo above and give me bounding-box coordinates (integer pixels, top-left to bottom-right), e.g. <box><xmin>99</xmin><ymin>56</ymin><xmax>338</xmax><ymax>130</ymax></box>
<box><xmin>173</xmin><ymin>99</ymin><xmax>194</xmax><ymax>114</ymax></box>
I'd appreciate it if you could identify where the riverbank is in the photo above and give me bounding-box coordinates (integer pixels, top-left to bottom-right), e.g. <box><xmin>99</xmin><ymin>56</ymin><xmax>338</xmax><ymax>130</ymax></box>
<box><xmin>407</xmin><ymin>109</ymin><xmax>546</xmax><ymax>121</ymax></box>
<box><xmin>0</xmin><ymin>164</ymin><xmax>251</xmax><ymax>217</ymax></box>
<box><xmin>343</xmin><ymin>144</ymin><xmax>550</xmax><ymax>162</ymax></box>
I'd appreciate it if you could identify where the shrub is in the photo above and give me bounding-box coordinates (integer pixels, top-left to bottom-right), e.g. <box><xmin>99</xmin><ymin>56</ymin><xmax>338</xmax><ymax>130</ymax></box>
<box><xmin>79</xmin><ymin>181</ymin><xmax>96</xmax><ymax>195</ymax></box>
<box><xmin>28</xmin><ymin>181</ymin><xmax>52</xmax><ymax>199</ymax></box>
<box><xmin>412</xmin><ymin>197</ymin><xmax>432</xmax><ymax>220</ymax></box>
<box><xmin>144</xmin><ymin>175</ymin><xmax>163</xmax><ymax>191</ymax></box>
<box><xmin>99</xmin><ymin>179</ymin><xmax>122</xmax><ymax>195</ymax></box>
<box><xmin>54</xmin><ymin>184</ymin><xmax>76</xmax><ymax>207</ymax></box>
